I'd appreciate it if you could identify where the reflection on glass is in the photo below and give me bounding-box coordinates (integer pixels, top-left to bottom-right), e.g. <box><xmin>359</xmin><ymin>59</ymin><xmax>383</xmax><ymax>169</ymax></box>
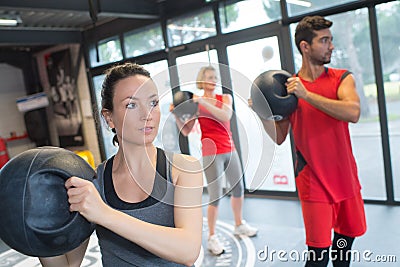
<box><xmin>227</xmin><ymin>36</ymin><xmax>296</xmax><ymax>192</ymax></box>
<box><xmin>91</xmin><ymin>37</ymin><xmax>123</xmax><ymax>67</ymax></box>
<box><xmin>167</xmin><ymin>9</ymin><xmax>216</xmax><ymax>47</ymax></box>
<box><xmin>124</xmin><ymin>23</ymin><xmax>165</xmax><ymax>58</ymax></box>
<box><xmin>219</xmin><ymin>0</ymin><xmax>281</xmax><ymax>33</ymax></box>
<box><xmin>227</xmin><ymin>37</ymin><xmax>281</xmax><ymax>81</ymax></box>
<box><xmin>377</xmin><ymin>2</ymin><xmax>400</xmax><ymax>200</ymax></box>
<box><xmin>287</xmin><ymin>0</ymin><xmax>359</xmax><ymax>16</ymax></box>
<box><xmin>290</xmin><ymin>9</ymin><xmax>386</xmax><ymax>200</ymax></box>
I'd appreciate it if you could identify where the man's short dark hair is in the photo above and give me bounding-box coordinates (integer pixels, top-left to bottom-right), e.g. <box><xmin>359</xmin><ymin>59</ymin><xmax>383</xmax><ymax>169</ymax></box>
<box><xmin>295</xmin><ymin>16</ymin><xmax>333</xmax><ymax>54</ymax></box>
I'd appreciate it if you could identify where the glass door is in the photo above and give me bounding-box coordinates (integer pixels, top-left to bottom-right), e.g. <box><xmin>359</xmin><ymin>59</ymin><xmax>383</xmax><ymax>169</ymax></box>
<box><xmin>226</xmin><ymin>36</ymin><xmax>296</xmax><ymax>193</ymax></box>
<box><xmin>377</xmin><ymin>2</ymin><xmax>400</xmax><ymax>201</ymax></box>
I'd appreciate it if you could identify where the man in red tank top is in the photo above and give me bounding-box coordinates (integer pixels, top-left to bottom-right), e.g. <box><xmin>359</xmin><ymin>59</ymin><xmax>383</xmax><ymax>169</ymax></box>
<box><xmin>260</xmin><ymin>16</ymin><xmax>366</xmax><ymax>267</ymax></box>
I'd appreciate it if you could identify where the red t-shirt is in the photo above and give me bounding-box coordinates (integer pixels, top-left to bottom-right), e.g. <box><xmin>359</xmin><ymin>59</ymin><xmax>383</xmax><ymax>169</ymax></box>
<box><xmin>198</xmin><ymin>94</ymin><xmax>235</xmax><ymax>156</ymax></box>
<box><xmin>289</xmin><ymin>67</ymin><xmax>361</xmax><ymax>203</ymax></box>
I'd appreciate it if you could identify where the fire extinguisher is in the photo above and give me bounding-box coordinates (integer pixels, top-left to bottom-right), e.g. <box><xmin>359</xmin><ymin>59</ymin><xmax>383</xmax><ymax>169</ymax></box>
<box><xmin>0</xmin><ymin>138</ymin><xmax>9</xmax><ymax>169</ymax></box>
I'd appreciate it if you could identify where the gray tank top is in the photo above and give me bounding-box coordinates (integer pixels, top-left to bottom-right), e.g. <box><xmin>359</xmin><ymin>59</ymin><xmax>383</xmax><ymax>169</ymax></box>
<box><xmin>93</xmin><ymin>149</ymin><xmax>189</xmax><ymax>267</ymax></box>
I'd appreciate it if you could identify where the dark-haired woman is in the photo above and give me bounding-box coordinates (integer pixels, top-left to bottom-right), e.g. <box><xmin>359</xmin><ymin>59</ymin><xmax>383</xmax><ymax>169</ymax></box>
<box><xmin>39</xmin><ymin>62</ymin><xmax>203</xmax><ymax>267</ymax></box>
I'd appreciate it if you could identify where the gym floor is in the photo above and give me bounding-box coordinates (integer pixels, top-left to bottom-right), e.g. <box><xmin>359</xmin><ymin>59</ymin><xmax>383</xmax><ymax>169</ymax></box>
<box><xmin>1</xmin><ymin>196</ymin><xmax>399</xmax><ymax>266</ymax></box>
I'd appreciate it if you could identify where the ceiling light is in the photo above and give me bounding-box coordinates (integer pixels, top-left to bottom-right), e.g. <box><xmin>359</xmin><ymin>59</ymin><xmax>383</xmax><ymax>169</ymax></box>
<box><xmin>0</xmin><ymin>14</ymin><xmax>22</xmax><ymax>27</ymax></box>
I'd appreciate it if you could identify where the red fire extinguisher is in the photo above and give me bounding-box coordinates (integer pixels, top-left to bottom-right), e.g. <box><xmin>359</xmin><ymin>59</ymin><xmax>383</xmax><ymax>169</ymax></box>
<box><xmin>0</xmin><ymin>138</ymin><xmax>9</xmax><ymax>169</ymax></box>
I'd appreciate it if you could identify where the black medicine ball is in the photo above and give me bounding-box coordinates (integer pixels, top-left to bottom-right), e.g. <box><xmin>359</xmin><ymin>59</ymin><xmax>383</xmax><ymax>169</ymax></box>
<box><xmin>0</xmin><ymin>146</ymin><xmax>96</xmax><ymax>257</ymax></box>
<box><xmin>172</xmin><ymin>91</ymin><xmax>198</xmax><ymax>122</ymax></box>
<box><xmin>251</xmin><ymin>70</ymin><xmax>298</xmax><ymax>121</ymax></box>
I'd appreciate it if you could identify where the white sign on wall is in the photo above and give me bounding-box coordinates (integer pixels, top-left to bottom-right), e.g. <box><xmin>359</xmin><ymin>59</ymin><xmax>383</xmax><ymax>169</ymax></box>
<box><xmin>16</xmin><ymin>92</ymin><xmax>49</xmax><ymax>113</ymax></box>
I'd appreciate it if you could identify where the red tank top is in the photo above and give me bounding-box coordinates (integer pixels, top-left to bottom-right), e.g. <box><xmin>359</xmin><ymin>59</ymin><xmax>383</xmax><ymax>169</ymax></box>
<box><xmin>198</xmin><ymin>94</ymin><xmax>235</xmax><ymax>156</ymax></box>
<box><xmin>289</xmin><ymin>68</ymin><xmax>361</xmax><ymax>203</ymax></box>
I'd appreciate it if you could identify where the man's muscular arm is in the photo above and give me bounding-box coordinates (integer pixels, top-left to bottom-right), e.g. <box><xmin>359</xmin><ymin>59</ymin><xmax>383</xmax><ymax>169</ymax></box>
<box><xmin>286</xmin><ymin>74</ymin><xmax>360</xmax><ymax>123</ymax></box>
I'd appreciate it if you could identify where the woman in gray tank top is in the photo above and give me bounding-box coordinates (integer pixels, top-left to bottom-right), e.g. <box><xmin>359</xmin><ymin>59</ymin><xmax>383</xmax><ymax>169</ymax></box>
<box><xmin>39</xmin><ymin>63</ymin><xmax>203</xmax><ymax>267</ymax></box>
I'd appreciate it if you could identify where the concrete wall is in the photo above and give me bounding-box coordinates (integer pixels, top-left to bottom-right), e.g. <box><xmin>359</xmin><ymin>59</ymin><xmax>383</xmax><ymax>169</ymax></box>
<box><xmin>0</xmin><ymin>63</ymin><xmax>36</xmax><ymax>158</ymax></box>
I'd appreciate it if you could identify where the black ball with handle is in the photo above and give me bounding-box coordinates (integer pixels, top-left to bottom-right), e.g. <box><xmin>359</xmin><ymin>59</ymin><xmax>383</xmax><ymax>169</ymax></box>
<box><xmin>251</xmin><ymin>70</ymin><xmax>298</xmax><ymax>121</ymax></box>
<box><xmin>172</xmin><ymin>91</ymin><xmax>199</xmax><ymax>122</ymax></box>
<box><xmin>0</xmin><ymin>146</ymin><xmax>96</xmax><ymax>257</ymax></box>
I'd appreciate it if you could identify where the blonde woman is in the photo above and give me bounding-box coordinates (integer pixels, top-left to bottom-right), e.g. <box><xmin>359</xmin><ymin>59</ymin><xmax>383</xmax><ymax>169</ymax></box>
<box><xmin>173</xmin><ymin>66</ymin><xmax>257</xmax><ymax>256</ymax></box>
